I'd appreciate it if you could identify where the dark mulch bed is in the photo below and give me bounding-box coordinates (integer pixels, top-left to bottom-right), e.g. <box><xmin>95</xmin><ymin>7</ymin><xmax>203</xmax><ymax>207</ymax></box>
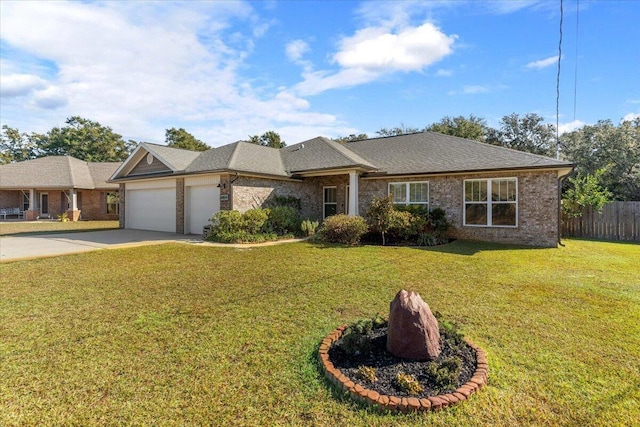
<box><xmin>328</xmin><ymin>326</ymin><xmax>477</xmax><ymax>398</ymax></box>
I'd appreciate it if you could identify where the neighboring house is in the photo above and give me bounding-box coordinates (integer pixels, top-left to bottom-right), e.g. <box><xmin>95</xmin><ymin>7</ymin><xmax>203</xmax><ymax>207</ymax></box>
<box><xmin>110</xmin><ymin>132</ymin><xmax>573</xmax><ymax>247</ymax></box>
<box><xmin>0</xmin><ymin>156</ymin><xmax>121</xmax><ymax>221</ymax></box>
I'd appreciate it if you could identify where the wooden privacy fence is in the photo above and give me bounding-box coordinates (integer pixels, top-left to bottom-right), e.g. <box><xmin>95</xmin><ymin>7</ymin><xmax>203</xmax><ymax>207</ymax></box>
<box><xmin>562</xmin><ymin>201</ymin><xmax>640</xmax><ymax>241</ymax></box>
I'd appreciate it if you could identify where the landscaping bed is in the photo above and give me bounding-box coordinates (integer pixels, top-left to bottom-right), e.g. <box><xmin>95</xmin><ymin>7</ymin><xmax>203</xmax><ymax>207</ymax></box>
<box><xmin>328</xmin><ymin>326</ymin><xmax>477</xmax><ymax>399</ymax></box>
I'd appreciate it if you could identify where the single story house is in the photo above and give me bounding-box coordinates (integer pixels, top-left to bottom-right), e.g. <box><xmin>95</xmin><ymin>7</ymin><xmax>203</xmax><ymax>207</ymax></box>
<box><xmin>0</xmin><ymin>156</ymin><xmax>121</xmax><ymax>221</ymax></box>
<box><xmin>110</xmin><ymin>132</ymin><xmax>573</xmax><ymax>247</ymax></box>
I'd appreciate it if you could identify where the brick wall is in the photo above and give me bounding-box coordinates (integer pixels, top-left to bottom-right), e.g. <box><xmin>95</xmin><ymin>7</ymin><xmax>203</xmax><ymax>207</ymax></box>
<box><xmin>0</xmin><ymin>191</ymin><xmax>21</xmax><ymax>208</ymax></box>
<box><xmin>79</xmin><ymin>190</ymin><xmax>119</xmax><ymax>220</ymax></box>
<box><xmin>231</xmin><ymin>176</ymin><xmax>317</xmax><ymax>218</ymax></box>
<box><xmin>222</xmin><ymin>170</ymin><xmax>561</xmax><ymax>247</ymax></box>
<box><xmin>176</xmin><ymin>178</ymin><xmax>185</xmax><ymax>234</ymax></box>
<box><xmin>360</xmin><ymin>170</ymin><xmax>561</xmax><ymax>247</ymax></box>
<box><xmin>119</xmin><ymin>184</ymin><xmax>125</xmax><ymax>228</ymax></box>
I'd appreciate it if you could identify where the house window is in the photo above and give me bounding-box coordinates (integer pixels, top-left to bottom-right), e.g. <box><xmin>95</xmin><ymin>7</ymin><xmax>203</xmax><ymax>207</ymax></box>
<box><xmin>388</xmin><ymin>182</ymin><xmax>429</xmax><ymax>207</ymax></box>
<box><xmin>464</xmin><ymin>178</ymin><xmax>517</xmax><ymax>227</ymax></box>
<box><xmin>323</xmin><ymin>186</ymin><xmax>337</xmax><ymax>218</ymax></box>
<box><xmin>21</xmin><ymin>191</ymin><xmax>30</xmax><ymax>212</ymax></box>
<box><xmin>106</xmin><ymin>192</ymin><xmax>119</xmax><ymax>215</ymax></box>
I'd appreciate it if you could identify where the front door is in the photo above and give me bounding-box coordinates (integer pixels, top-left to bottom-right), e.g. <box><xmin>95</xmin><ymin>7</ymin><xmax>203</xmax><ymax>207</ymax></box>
<box><xmin>40</xmin><ymin>193</ymin><xmax>49</xmax><ymax>216</ymax></box>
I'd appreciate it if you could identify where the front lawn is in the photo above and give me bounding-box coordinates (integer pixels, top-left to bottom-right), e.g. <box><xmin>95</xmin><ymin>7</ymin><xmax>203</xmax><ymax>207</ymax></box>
<box><xmin>0</xmin><ymin>220</ymin><xmax>119</xmax><ymax>236</ymax></box>
<box><xmin>1</xmin><ymin>240</ymin><xmax>638</xmax><ymax>426</ymax></box>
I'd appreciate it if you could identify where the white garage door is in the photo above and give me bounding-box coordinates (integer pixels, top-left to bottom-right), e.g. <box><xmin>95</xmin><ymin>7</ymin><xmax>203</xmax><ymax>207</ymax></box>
<box><xmin>186</xmin><ymin>185</ymin><xmax>220</xmax><ymax>235</ymax></box>
<box><xmin>126</xmin><ymin>184</ymin><xmax>176</xmax><ymax>232</ymax></box>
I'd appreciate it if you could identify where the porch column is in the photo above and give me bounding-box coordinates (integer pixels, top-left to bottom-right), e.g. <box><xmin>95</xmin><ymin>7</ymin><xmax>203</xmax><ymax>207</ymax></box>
<box><xmin>66</xmin><ymin>189</ymin><xmax>81</xmax><ymax>221</ymax></box>
<box><xmin>348</xmin><ymin>171</ymin><xmax>359</xmax><ymax>216</ymax></box>
<box><xmin>24</xmin><ymin>189</ymin><xmax>37</xmax><ymax>221</ymax></box>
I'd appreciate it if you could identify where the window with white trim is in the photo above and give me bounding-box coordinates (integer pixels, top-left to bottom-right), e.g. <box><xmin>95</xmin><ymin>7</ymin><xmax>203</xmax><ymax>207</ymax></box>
<box><xmin>106</xmin><ymin>192</ymin><xmax>119</xmax><ymax>215</ymax></box>
<box><xmin>323</xmin><ymin>186</ymin><xmax>337</xmax><ymax>218</ymax></box>
<box><xmin>388</xmin><ymin>182</ymin><xmax>429</xmax><ymax>207</ymax></box>
<box><xmin>464</xmin><ymin>178</ymin><xmax>517</xmax><ymax>227</ymax></box>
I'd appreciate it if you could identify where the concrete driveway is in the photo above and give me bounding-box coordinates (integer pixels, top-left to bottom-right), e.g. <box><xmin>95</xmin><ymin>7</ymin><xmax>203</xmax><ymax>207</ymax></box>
<box><xmin>0</xmin><ymin>229</ymin><xmax>200</xmax><ymax>262</ymax></box>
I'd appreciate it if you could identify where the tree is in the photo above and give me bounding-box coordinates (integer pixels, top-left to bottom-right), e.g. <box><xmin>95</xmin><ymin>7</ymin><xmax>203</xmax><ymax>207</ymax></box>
<box><xmin>364</xmin><ymin>195</ymin><xmax>396</xmax><ymax>245</ymax></box>
<box><xmin>165</xmin><ymin>127</ymin><xmax>210</xmax><ymax>151</ymax></box>
<box><xmin>375</xmin><ymin>123</ymin><xmax>421</xmax><ymax>137</ymax></box>
<box><xmin>38</xmin><ymin>116</ymin><xmax>135</xmax><ymax>162</ymax></box>
<box><xmin>486</xmin><ymin>113</ymin><xmax>556</xmax><ymax>157</ymax></box>
<box><xmin>560</xmin><ymin>118</ymin><xmax>640</xmax><ymax>201</ymax></box>
<box><xmin>426</xmin><ymin>115</ymin><xmax>489</xmax><ymax>142</ymax></box>
<box><xmin>562</xmin><ymin>169</ymin><xmax>612</xmax><ymax>217</ymax></box>
<box><xmin>334</xmin><ymin>133</ymin><xmax>369</xmax><ymax>143</ymax></box>
<box><xmin>0</xmin><ymin>125</ymin><xmax>41</xmax><ymax>164</ymax></box>
<box><xmin>248</xmin><ymin>130</ymin><xmax>286</xmax><ymax>148</ymax></box>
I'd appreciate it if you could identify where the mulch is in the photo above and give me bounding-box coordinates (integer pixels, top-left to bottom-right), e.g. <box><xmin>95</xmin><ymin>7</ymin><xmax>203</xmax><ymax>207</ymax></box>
<box><xmin>328</xmin><ymin>326</ymin><xmax>477</xmax><ymax>398</ymax></box>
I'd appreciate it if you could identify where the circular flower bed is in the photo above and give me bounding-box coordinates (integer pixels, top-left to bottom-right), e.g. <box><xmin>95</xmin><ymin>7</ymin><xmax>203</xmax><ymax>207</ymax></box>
<box><xmin>318</xmin><ymin>323</ymin><xmax>489</xmax><ymax>412</ymax></box>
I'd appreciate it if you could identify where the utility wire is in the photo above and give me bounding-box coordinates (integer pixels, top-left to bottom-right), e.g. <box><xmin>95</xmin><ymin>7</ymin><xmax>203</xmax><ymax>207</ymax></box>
<box><xmin>556</xmin><ymin>0</ymin><xmax>564</xmax><ymax>159</ymax></box>
<box><xmin>573</xmin><ymin>0</ymin><xmax>580</xmax><ymax>121</ymax></box>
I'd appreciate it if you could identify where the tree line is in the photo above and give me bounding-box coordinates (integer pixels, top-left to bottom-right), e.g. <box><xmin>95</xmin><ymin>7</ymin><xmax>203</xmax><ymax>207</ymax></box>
<box><xmin>2</xmin><ymin>114</ymin><xmax>638</xmax><ymax>202</ymax></box>
<box><xmin>335</xmin><ymin>113</ymin><xmax>639</xmax><ymax>203</ymax></box>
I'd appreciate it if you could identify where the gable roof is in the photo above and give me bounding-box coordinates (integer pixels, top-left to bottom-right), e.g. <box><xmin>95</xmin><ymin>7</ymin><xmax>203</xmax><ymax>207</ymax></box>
<box><xmin>111</xmin><ymin>131</ymin><xmax>572</xmax><ymax>182</ymax></box>
<box><xmin>110</xmin><ymin>142</ymin><xmax>201</xmax><ymax>180</ymax></box>
<box><xmin>346</xmin><ymin>132</ymin><xmax>572</xmax><ymax>176</ymax></box>
<box><xmin>144</xmin><ymin>143</ymin><xmax>202</xmax><ymax>171</ymax></box>
<box><xmin>186</xmin><ymin>141</ymin><xmax>287</xmax><ymax>177</ymax></box>
<box><xmin>282</xmin><ymin>137</ymin><xmax>376</xmax><ymax>174</ymax></box>
<box><xmin>0</xmin><ymin>156</ymin><xmax>120</xmax><ymax>190</ymax></box>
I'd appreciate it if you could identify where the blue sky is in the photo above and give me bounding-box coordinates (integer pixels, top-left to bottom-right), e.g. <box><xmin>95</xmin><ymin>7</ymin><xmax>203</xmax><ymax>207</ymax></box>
<box><xmin>1</xmin><ymin>0</ymin><xmax>638</xmax><ymax>147</ymax></box>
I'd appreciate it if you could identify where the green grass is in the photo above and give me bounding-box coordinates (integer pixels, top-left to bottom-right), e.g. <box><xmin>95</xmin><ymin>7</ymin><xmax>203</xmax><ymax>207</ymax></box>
<box><xmin>1</xmin><ymin>239</ymin><xmax>638</xmax><ymax>426</ymax></box>
<box><xmin>0</xmin><ymin>220</ymin><xmax>119</xmax><ymax>236</ymax></box>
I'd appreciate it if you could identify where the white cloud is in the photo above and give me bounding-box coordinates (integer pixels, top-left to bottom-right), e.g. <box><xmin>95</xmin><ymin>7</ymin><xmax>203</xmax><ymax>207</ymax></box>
<box><xmin>293</xmin><ymin>22</ymin><xmax>455</xmax><ymax>96</ymax></box>
<box><xmin>0</xmin><ymin>73</ymin><xmax>48</xmax><ymax>97</ymax></box>
<box><xmin>334</xmin><ymin>23</ymin><xmax>455</xmax><ymax>72</ymax></box>
<box><xmin>558</xmin><ymin>120</ymin><xmax>586</xmax><ymax>134</ymax></box>
<box><xmin>622</xmin><ymin>112</ymin><xmax>640</xmax><ymax>122</ymax></box>
<box><xmin>33</xmin><ymin>86</ymin><xmax>68</xmax><ymax>109</ymax></box>
<box><xmin>448</xmin><ymin>85</ymin><xmax>490</xmax><ymax>95</ymax></box>
<box><xmin>526</xmin><ymin>55</ymin><xmax>559</xmax><ymax>69</ymax></box>
<box><xmin>0</xmin><ymin>1</ymin><xmax>343</xmax><ymax>146</ymax></box>
<box><xmin>484</xmin><ymin>1</ymin><xmax>544</xmax><ymax>14</ymax></box>
<box><xmin>436</xmin><ymin>69</ymin><xmax>453</xmax><ymax>77</ymax></box>
<box><xmin>285</xmin><ymin>39</ymin><xmax>310</xmax><ymax>62</ymax></box>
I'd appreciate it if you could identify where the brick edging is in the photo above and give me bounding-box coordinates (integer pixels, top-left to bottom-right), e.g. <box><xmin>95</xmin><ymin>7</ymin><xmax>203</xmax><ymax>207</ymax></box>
<box><xmin>318</xmin><ymin>325</ymin><xmax>489</xmax><ymax>413</ymax></box>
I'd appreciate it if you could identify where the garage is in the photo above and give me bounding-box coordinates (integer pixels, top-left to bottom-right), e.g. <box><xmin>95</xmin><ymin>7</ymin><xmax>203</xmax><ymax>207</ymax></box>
<box><xmin>185</xmin><ymin>176</ymin><xmax>220</xmax><ymax>235</ymax></box>
<box><xmin>125</xmin><ymin>180</ymin><xmax>176</xmax><ymax>232</ymax></box>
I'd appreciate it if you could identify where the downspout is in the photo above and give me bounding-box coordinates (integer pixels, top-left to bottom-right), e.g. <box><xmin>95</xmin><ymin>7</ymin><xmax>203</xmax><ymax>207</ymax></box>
<box><xmin>558</xmin><ymin>175</ymin><xmax>567</xmax><ymax>247</ymax></box>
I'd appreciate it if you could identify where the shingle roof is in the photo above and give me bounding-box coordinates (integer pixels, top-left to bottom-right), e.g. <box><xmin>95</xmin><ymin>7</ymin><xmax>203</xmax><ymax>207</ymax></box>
<box><xmin>186</xmin><ymin>141</ymin><xmax>287</xmax><ymax>176</ymax></box>
<box><xmin>282</xmin><ymin>137</ymin><xmax>376</xmax><ymax>173</ymax></box>
<box><xmin>345</xmin><ymin>132</ymin><xmax>572</xmax><ymax>175</ymax></box>
<box><xmin>0</xmin><ymin>156</ymin><xmax>120</xmax><ymax>189</ymax></box>
<box><xmin>144</xmin><ymin>143</ymin><xmax>201</xmax><ymax>171</ymax></box>
<box><xmin>112</xmin><ymin>131</ymin><xmax>572</xmax><ymax>182</ymax></box>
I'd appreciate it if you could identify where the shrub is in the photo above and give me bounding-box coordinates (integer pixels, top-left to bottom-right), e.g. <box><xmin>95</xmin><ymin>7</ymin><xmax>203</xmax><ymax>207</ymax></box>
<box><xmin>371</xmin><ymin>313</ymin><xmax>387</xmax><ymax>329</ymax></box>
<box><xmin>319</xmin><ymin>214</ymin><xmax>368</xmax><ymax>245</ymax></box>
<box><xmin>209</xmin><ymin>210</ymin><xmax>244</xmax><ymax>235</ymax></box>
<box><xmin>394</xmin><ymin>205</ymin><xmax>452</xmax><ymax>246</ymax></box>
<box><xmin>340</xmin><ymin>318</ymin><xmax>373</xmax><ymax>355</ymax></box>
<box><xmin>268</xmin><ymin>195</ymin><xmax>302</xmax><ymax>211</ymax></box>
<box><xmin>355</xmin><ymin>366</ymin><xmax>378</xmax><ymax>383</ymax></box>
<box><xmin>267</xmin><ymin>206</ymin><xmax>300</xmax><ymax>235</ymax></box>
<box><xmin>300</xmin><ymin>219</ymin><xmax>319</xmax><ymax>237</ymax></box>
<box><xmin>388</xmin><ymin>209</ymin><xmax>416</xmax><ymax>240</ymax></box>
<box><xmin>395</xmin><ymin>372</ymin><xmax>423</xmax><ymax>395</ymax></box>
<box><xmin>364</xmin><ymin>196</ymin><xmax>395</xmax><ymax>245</ymax></box>
<box><xmin>424</xmin><ymin>357</ymin><xmax>461</xmax><ymax>392</ymax></box>
<box><xmin>243</xmin><ymin>208</ymin><xmax>269</xmax><ymax>234</ymax></box>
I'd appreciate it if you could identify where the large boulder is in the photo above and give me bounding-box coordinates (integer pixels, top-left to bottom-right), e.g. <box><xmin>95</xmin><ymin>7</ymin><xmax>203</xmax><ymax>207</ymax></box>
<box><xmin>387</xmin><ymin>289</ymin><xmax>441</xmax><ymax>360</ymax></box>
